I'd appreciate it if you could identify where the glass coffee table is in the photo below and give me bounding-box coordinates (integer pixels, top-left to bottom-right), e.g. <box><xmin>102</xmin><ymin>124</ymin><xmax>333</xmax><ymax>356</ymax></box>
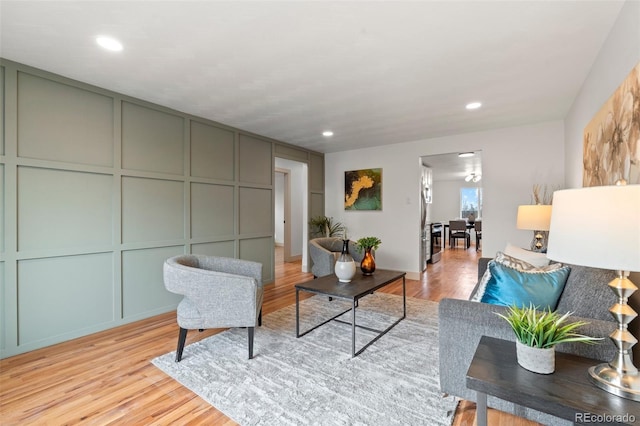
<box><xmin>295</xmin><ymin>269</ymin><xmax>406</xmax><ymax>357</ymax></box>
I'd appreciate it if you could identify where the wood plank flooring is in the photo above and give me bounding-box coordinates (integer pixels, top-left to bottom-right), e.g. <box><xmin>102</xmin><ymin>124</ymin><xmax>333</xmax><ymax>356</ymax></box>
<box><xmin>0</xmin><ymin>243</ymin><xmax>539</xmax><ymax>425</ymax></box>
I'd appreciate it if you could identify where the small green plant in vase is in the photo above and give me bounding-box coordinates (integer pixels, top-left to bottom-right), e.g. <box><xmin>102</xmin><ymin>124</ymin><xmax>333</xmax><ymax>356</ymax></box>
<box><xmin>496</xmin><ymin>304</ymin><xmax>601</xmax><ymax>374</ymax></box>
<box><xmin>355</xmin><ymin>237</ymin><xmax>382</xmax><ymax>276</ymax></box>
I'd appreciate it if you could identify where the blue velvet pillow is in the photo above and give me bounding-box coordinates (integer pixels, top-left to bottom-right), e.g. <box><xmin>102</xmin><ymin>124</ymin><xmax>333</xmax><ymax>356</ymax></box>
<box><xmin>480</xmin><ymin>261</ymin><xmax>570</xmax><ymax>310</ymax></box>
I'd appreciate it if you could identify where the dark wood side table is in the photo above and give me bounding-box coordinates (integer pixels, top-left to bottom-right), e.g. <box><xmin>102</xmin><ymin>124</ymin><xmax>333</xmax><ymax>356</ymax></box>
<box><xmin>466</xmin><ymin>336</ymin><xmax>640</xmax><ymax>426</ymax></box>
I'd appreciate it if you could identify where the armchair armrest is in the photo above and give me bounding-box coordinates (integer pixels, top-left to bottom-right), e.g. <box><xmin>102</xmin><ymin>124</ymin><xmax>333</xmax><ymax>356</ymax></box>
<box><xmin>309</xmin><ymin>242</ymin><xmax>337</xmax><ymax>277</ymax></box>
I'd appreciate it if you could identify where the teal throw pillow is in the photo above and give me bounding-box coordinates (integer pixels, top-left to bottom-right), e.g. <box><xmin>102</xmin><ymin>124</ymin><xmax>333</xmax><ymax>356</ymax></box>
<box><xmin>480</xmin><ymin>261</ymin><xmax>570</xmax><ymax>310</ymax></box>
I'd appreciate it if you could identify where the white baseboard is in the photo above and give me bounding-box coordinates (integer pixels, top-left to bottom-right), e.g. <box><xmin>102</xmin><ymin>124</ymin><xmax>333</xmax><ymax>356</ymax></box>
<box><xmin>405</xmin><ymin>271</ymin><xmax>421</xmax><ymax>280</ymax></box>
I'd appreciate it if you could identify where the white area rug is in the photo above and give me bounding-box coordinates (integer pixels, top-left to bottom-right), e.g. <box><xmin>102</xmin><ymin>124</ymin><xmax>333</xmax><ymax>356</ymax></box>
<box><xmin>152</xmin><ymin>293</ymin><xmax>457</xmax><ymax>425</ymax></box>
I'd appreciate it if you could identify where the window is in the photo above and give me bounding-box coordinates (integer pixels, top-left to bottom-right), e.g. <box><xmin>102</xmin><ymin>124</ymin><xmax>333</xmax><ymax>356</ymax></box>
<box><xmin>460</xmin><ymin>187</ymin><xmax>482</xmax><ymax>219</ymax></box>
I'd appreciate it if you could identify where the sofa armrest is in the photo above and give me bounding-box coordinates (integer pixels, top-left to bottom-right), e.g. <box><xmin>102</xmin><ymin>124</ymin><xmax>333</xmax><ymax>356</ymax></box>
<box><xmin>438</xmin><ymin>298</ymin><xmax>515</xmax><ymax>401</ymax></box>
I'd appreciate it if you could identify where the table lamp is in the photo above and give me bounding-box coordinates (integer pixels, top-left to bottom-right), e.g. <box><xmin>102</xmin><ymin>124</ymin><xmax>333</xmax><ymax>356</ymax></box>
<box><xmin>516</xmin><ymin>204</ymin><xmax>552</xmax><ymax>251</ymax></box>
<box><xmin>546</xmin><ymin>184</ymin><xmax>640</xmax><ymax>401</ymax></box>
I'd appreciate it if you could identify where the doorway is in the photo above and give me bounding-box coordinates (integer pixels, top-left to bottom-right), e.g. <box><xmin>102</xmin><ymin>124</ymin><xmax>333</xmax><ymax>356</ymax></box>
<box><xmin>274</xmin><ymin>158</ymin><xmax>308</xmax><ymax>267</ymax></box>
<box><xmin>419</xmin><ymin>151</ymin><xmax>483</xmax><ymax>268</ymax></box>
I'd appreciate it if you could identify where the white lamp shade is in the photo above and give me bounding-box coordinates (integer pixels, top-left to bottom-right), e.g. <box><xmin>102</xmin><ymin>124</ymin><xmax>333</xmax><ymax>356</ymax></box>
<box><xmin>516</xmin><ymin>205</ymin><xmax>552</xmax><ymax>231</ymax></box>
<box><xmin>546</xmin><ymin>185</ymin><xmax>640</xmax><ymax>272</ymax></box>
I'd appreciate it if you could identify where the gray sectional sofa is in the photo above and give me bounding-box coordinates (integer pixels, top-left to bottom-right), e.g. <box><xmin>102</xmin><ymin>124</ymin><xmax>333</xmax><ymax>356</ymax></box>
<box><xmin>438</xmin><ymin>257</ymin><xmax>619</xmax><ymax>425</ymax></box>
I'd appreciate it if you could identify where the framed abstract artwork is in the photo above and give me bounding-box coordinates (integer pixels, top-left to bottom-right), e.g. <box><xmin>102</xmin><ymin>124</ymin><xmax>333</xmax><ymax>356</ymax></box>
<box><xmin>344</xmin><ymin>168</ymin><xmax>382</xmax><ymax>210</ymax></box>
<box><xmin>583</xmin><ymin>62</ymin><xmax>640</xmax><ymax>187</ymax></box>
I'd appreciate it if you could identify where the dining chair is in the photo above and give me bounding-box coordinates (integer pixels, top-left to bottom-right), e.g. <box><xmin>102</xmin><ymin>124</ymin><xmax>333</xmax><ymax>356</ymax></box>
<box><xmin>474</xmin><ymin>220</ymin><xmax>482</xmax><ymax>251</ymax></box>
<box><xmin>449</xmin><ymin>220</ymin><xmax>470</xmax><ymax>249</ymax></box>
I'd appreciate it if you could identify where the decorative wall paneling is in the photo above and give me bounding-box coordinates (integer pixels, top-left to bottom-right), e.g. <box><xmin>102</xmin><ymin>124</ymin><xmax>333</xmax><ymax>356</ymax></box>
<box><xmin>0</xmin><ymin>59</ymin><xmax>324</xmax><ymax>358</ymax></box>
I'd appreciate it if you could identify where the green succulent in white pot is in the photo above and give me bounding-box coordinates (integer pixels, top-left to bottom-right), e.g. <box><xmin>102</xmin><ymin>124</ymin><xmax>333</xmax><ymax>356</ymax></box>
<box><xmin>496</xmin><ymin>304</ymin><xmax>602</xmax><ymax>374</ymax></box>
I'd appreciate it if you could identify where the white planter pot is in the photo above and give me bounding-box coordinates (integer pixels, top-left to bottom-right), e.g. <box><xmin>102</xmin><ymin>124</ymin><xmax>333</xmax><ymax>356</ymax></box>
<box><xmin>335</xmin><ymin>260</ymin><xmax>356</xmax><ymax>283</ymax></box>
<box><xmin>516</xmin><ymin>340</ymin><xmax>555</xmax><ymax>374</ymax></box>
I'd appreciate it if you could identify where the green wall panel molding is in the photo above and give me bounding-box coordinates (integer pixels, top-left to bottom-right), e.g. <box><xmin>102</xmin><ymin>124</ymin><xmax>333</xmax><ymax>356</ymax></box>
<box><xmin>239</xmin><ymin>187</ymin><xmax>272</xmax><ymax>235</ymax></box>
<box><xmin>17</xmin><ymin>72</ymin><xmax>114</xmax><ymax>167</ymax></box>
<box><xmin>310</xmin><ymin>154</ymin><xmax>324</xmax><ymax>193</ymax></box>
<box><xmin>121</xmin><ymin>176</ymin><xmax>185</xmax><ymax>244</ymax></box>
<box><xmin>1</xmin><ymin>65</ymin><xmax>4</xmax><ymax>156</ymax></box>
<box><xmin>0</xmin><ymin>58</ymin><xmax>323</xmax><ymax>358</ymax></box>
<box><xmin>0</xmin><ymin>165</ymin><xmax>4</xmax><ymax>253</ymax></box>
<box><xmin>17</xmin><ymin>167</ymin><xmax>113</xmax><ymax>251</ymax></box>
<box><xmin>121</xmin><ymin>101</ymin><xmax>184</xmax><ymax>175</ymax></box>
<box><xmin>190</xmin><ymin>121</ymin><xmax>235</xmax><ymax>181</ymax></box>
<box><xmin>239</xmin><ymin>134</ymin><xmax>273</xmax><ymax>185</ymax></box>
<box><xmin>310</xmin><ymin>192</ymin><xmax>325</xmax><ymax>219</ymax></box>
<box><xmin>0</xmin><ymin>262</ymin><xmax>4</xmax><ymax>350</ymax></box>
<box><xmin>121</xmin><ymin>246</ymin><xmax>183</xmax><ymax>318</ymax></box>
<box><xmin>239</xmin><ymin>237</ymin><xmax>273</xmax><ymax>283</ymax></box>
<box><xmin>17</xmin><ymin>253</ymin><xmax>114</xmax><ymax>345</ymax></box>
<box><xmin>191</xmin><ymin>183</ymin><xmax>234</xmax><ymax>238</ymax></box>
<box><xmin>191</xmin><ymin>241</ymin><xmax>235</xmax><ymax>258</ymax></box>
<box><xmin>274</xmin><ymin>144</ymin><xmax>308</xmax><ymax>161</ymax></box>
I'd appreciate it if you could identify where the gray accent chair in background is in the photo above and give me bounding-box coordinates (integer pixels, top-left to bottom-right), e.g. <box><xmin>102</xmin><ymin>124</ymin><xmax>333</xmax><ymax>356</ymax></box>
<box><xmin>309</xmin><ymin>237</ymin><xmax>367</xmax><ymax>278</ymax></box>
<box><xmin>163</xmin><ymin>254</ymin><xmax>263</xmax><ymax>361</ymax></box>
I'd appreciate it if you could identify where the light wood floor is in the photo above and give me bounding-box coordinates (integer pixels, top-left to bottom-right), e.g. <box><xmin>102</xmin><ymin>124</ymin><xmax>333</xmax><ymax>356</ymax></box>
<box><xmin>0</xmin><ymin>243</ymin><xmax>538</xmax><ymax>425</ymax></box>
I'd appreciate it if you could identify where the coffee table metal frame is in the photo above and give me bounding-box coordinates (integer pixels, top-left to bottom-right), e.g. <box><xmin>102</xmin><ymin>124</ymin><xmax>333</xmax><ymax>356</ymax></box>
<box><xmin>295</xmin><ymin>269</ymin><xmax>406</xmax><ymax>358</ymax></box>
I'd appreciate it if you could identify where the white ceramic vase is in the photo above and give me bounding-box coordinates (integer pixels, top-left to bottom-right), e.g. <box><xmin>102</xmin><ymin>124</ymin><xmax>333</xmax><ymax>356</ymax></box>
<box><xmin>335</xmin><ymin>239</ymin><xmax>356</xmax><ymax>283</ymax></box>
<box><xmin>335</xmin><ymin>259</ymin><xmax>356</xmax><ymax>283</ymax></box>
<box><xmin>516</xmin><ymin>340</ymin><xmax>555</xmax><ymax>374</ymax></box>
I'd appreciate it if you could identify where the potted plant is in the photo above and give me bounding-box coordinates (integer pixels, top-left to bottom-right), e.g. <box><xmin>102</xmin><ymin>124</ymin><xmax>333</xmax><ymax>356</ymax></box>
<box><xmin>355</xmin><ymin>236</ymin><xmax>382</xmax><ymax>275</ymax></box>
<box><xmin>496</xmin><ymin>304</ymin><xmax>601</xmax><ymax>374</ymax></box>
<box><xmin>308</xmin><ymin>216</ymin><xmax>344</xmax><ymax>238</ymax></box>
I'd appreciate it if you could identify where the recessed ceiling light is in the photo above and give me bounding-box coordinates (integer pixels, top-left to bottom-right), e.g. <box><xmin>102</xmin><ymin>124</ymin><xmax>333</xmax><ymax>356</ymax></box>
<box><xmin>458</xmin><ymin>152</ymin><xmax>475</xmax><ymax>158</ymax></box>
<box><xmin>465</xmin><ymin>102</ymin><xmax>482</xmax><ymax>110</ymax></box>
<box><xmin>96</xmin><ymin>36</ymin><xmax>123</xmax><ymax>52</ymax></box>
<box><xmin>322</xmin><ymin>131</ymin><xmax>334</xmax><ymax>137</ymax></box>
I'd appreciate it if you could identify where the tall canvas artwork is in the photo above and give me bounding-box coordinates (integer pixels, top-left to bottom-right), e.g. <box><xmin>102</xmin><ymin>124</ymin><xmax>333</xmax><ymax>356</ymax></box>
<box><xmin>583</xmin><ymin>62</ymin><xmax>640</xmax><ymax>187</ymax></box>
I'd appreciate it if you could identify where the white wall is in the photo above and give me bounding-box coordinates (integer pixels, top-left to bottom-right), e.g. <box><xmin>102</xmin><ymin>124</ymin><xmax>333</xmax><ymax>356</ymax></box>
<box><xmin>430</xmin><ymin>179</ymin><xmax>482</xmax><ymax>223</ymax></box>
<box><xmin>564</xmin><ymin>0</ymin><xmax>640</xmax><ymax>188</ymax></box>
<box><xmin>562</xmin><ymin>0</ymin><xmax>640</xmax><ymax>354</ymax></box>
<box><xmin>325</xmin><ymin>120</ymin><xmax>565</xmax><ymax>278</ymax></box>
<box><xmin>274</xmin><ymin>172</ymin><xmax>285</xmax><ymax>245</ymax></box>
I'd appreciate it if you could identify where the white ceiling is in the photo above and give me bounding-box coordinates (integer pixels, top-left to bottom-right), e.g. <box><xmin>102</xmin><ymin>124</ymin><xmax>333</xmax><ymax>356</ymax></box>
<box><xmin>0</xmin><ymin>1</ymin><xmax>625</xmax><ymax>154</ymax></box>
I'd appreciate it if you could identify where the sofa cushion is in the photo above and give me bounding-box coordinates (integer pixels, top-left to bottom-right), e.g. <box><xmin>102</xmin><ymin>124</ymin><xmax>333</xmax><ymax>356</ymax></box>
<box><xmin>554</xmin><ymin>264</ymin><xmax>618</xmax><ymax>321</ymax></box>
<box><xmin>495</xmin><ymin>251</ymin><xmax>563</xmax><ymax>272</ymax></box>
<box><xmin>471</xmin><ymin>252</ymin><xmax>563</xmax><ymax>302</ymax></box>
<box><xmin>504</xmin><ymin>243</ymin><xmax>550</xmax><ymax>268</ymax></box>
<box><xmin>480</xmin><ymin>261</ymin><xmax>571</xmax><ymax>310</ymax></box>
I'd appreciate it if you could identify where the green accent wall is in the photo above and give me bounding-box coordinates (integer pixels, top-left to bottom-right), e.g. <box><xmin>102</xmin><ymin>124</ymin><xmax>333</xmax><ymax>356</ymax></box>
<box><xmin>0</xmin><ymin>59</ymin><xmax>324</xmax><ymax>358</ymax></box>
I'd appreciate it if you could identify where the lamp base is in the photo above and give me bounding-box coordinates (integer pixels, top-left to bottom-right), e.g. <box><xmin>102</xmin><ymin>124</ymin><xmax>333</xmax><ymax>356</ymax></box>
<box><xmin>589</xmin><ymin>363</ymin><xmax>640</xmax><ymax>401</ymax></box>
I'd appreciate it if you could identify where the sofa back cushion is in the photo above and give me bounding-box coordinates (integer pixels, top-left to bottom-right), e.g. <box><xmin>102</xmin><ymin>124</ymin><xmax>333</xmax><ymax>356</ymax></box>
<box><xmin>555</xmin><ymin>264</ymin><xmax>617</xmax><ymax>322</ymax></box>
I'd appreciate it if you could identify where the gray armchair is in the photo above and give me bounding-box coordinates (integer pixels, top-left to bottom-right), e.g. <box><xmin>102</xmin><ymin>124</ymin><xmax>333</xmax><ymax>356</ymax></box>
<box><xmin>309</xmin><ymin>238</ymin><xmax>367</xmax><ymax>278</ymax></box>
<box><xmin>163</xmin><ymin>254</ymin><xmax>263</xmax><ymax>361</ymax></box>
